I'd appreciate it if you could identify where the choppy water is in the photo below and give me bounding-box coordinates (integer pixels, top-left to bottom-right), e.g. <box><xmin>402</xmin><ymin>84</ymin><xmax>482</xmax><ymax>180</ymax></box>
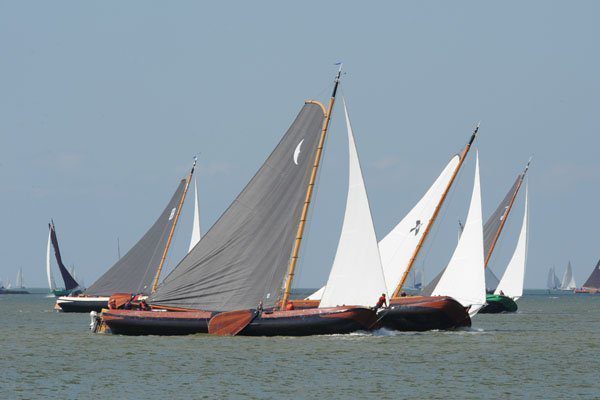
<box><xmin>1</xmin><ymin>290</ymin><xmax>598</xmax><ymax>399</ymax></box>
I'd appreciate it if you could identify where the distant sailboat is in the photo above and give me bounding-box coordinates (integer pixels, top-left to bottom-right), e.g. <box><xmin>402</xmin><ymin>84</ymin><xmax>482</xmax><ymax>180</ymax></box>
<box><xmin>560</xmin><ymin>262</ymin><xmax>577</xmax><ymax>291</ymax></box>
<box><xmin>57</xmin><ymin>164</ymin><xmax>195</xmax><ymax>313</ymax></box>
<box><xmin>431</xmin><ymin>152</ymin><xmax>486</xmax><ymax>317</ymax></box>
<box><xmin>575</xmin><ymin>259</ymin><xmax>600</xmax><ymax>294</ymax></box>
<box><xmin>0</xmin><ymin>269</ymin><xmax>29</xmax><ymax>294</ymax></box>
<box><xmin>47</xmin><ymin>220</ymin><xmax>81</xmax><ymax>297</ymax></box>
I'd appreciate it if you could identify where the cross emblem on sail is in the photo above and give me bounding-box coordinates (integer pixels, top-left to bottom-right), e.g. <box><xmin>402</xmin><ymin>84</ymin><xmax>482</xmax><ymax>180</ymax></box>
<box><xmin>410</xmin><ymin>220</ymin><xmax>423</xmax><ymax>236</ymax></box>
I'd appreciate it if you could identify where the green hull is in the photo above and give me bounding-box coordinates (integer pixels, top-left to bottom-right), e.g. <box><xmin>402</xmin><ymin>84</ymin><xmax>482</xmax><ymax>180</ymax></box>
<box><xmin>479</xmin><ymin>294</ymin><xmax>518</xmax><ymax>313</ymax></box>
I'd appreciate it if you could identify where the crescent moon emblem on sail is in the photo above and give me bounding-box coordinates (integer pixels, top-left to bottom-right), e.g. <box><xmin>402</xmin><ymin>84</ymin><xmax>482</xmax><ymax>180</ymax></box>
<box><xmin>293</xmin><ymin>139</ymin><xmax>304</xmax><ymax>165</ymax></box>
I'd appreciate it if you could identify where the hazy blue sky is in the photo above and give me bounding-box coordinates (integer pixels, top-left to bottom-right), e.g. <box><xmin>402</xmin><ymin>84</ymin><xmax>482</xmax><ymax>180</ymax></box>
<box><xmin>1</xmin><ymin>1</ymin><xmax>598</xmax><ymax>289</ymax></box>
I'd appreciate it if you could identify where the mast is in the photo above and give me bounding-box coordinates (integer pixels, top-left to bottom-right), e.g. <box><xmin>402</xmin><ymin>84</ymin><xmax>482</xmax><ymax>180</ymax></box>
<box><xmin>484</xmin><ymin>157</ymin><xmax>532</xmax><ymax>268</ymax></box>
<box><xmin>280</xmin><ymin>66</ymin><xmax>342</xmax><ymax>309</ymax></box>
<box><xmin>150</xmin><ymin>157</ymin><xmax>196</xmax><ymax>293</ymax></box>
<box><xmin>392</xmin><ymin>124</ymin><xmax>479</xmax><ymax>298</ymax></box>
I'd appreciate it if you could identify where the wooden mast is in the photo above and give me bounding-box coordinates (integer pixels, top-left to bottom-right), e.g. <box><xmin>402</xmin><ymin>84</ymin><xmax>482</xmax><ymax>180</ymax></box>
<box><xmin>484</xmin><ymin>157</ymin><xmax>532</xmax><ymax>268</ymax></box>
<box><xmin>392</xmin><ymin>124</ymin><xmax>480</xmax><ymax>298</ymax></box>
<box><xmin>280</xmin><ymin>66</ymin><xmax>342</xmax><ymax>310</ymax></box>
<box><xmin>151</xmin><ymin>157</ymin><xmax>196</xmax><ymax>293</ymax></box>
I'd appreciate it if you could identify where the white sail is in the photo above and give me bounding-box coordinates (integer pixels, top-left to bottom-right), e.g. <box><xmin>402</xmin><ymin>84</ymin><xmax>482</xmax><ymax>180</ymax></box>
<box><xmin>16</xmin><ymin>268</ymin><xmax>23</xmax><ymax>288</ymax></box>
<box><xmin>188</xmin><ymin>179</ymin><xmax>202</xmax><ymax>253</ymax></box>
<box><xmin>561</xmin><ymin>262</ymin><xmax>576</xmax><ymax>290</ymax></box>
<box><xmin>46</xmin><ymin>230</ymin><xmax>56</xmax><ymax>290</ymax></box>
<box><xmin>319</xmin><ymin>99</ymin><xmax>387</xmax><ymax>308</ymax></box>
<box><xmin>495</xmin><ymin>184</ymin><xmax>529</xmax><ymax>300</ymax></box>
<box><xmin>378</xmin><ymin>155</ymin><xmax>461</xmax><ymax>295</ymax></box>
<box><xmin>307</xmin><ymin>153</ymin><xmax>460</xmax><ymax>300</ymax></box>
<box><xmin>432</xmin><ymin>152</ymin><xmax>486</xmax><ymax>316</ymax></box>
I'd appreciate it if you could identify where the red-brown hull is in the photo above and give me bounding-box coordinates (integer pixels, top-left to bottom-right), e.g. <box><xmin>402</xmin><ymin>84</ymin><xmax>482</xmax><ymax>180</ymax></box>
<box><xmin>100</xmin><ymin>306</ymin><xmax>377</xmax><ymax>336</ymax></box>
<box><xmin>378</xmin><ymin>296</ymin><xmax>471</xmax><ymax>331</ymax></box>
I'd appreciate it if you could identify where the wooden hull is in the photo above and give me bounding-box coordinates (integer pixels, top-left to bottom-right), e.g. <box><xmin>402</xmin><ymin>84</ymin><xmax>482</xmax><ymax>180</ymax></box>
<box><xmin>479</xmin><ymin>294</ymin><xmax>518</xmax><ymax>313</ymax></box>
<box><xmin>378</xmin><ymin>296</ymin><xmax>471</xmax><ymax>331</ymax></box>
<box><xmin>100</xmin><ymin>306</ymin><xmax>376</xmax><ymax>337</ymax></box>
<box><xmin>56</xmin><ymin>296</ymin><xmax>109</xmax><ymax>313</ymax></box>
<box><xmin>574</xmin><ymin>288</ymin><xmax>600</xmax><ymax>294</ymax></box>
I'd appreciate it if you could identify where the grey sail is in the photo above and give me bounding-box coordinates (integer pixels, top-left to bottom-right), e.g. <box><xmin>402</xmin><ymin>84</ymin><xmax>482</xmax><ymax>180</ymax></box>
<box><xmin>151</xmin><ymin>104</ymin><xmax>325</xmax><ymax>312</ymax></box>
<box><xmin>582</xmin><ymin>259</ymin><xmax>600</xmax><ymax>289</ymax></box>
<box><xmin>84</xmin><ymin>180</ymin><xmax>186</xmax><ymax>296</ymax></box>
<box><xmin>423</xmin><ymin>174</ymin><xmax>521</xmax><ymax>295</ymax></box>
<box><xmin>547</xmin><ymin>268</ymin><xmax>555</xmax><ymax>289</ymax></box>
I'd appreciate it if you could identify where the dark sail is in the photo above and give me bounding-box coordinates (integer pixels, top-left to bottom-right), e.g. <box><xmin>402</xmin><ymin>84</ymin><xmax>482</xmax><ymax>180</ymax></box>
<box><xmin>423</xmin><ymin>175</ymin><xmax>523</xmax><ymax>295</ymax></box>
<box><xmin>84</xmin><ymin>180</ymin><xmax>186</xmax><ymax>296</ymax></box>
<box><xmin>49</xmin><ymin>222</ymin><xmax>80</xmax><ymax>290</ymax></box>
<box><xmin>151</xmin><ymin>103</ymin><xmax>325</xmax><ymax>311</ymax></box>
<box><xmin>582</xmin><ymin>259</ymin><xmax>600</xmax><ymax>289</ymax></box>
<box><xmin>483</xmin><ymin>175</ymin><xmax>522</xmax><ymax>261</ymax></box>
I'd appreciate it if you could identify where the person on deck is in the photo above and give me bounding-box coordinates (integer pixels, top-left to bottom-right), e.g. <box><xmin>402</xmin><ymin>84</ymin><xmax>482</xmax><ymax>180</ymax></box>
<box><xmin>285</xmin><ymin>302</ymin><xmax>295</xmax><ymax>311</ymax></box>
<box><xmin>374</xmin><ymin>293</ymin><xmax>387</xmax><ymax>310</ymax></box>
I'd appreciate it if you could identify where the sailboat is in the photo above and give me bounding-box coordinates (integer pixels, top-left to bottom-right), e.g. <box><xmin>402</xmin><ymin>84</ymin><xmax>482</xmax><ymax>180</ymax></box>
<box><xmin>56</xmin><ymin>163</ymin><xmax>195</xmax><ymax>313</ymax></box>
<box><xmin>559</xmin><ymin>262</ymin><xmax>577</xmax><ymax>291</ymax></box>
<box><xmin>478</xmin><ymin>160</ymin><xmax>531</xmax><ymax>313</ymax></box>
<box><xmin>47</xmin><ymin>220</ymin><xmax>81</xmax><ymax>297</ymax></box>
<box><xmin>304</xmin><ymin>124</ymin><xmax>480</xmax><ymax>331</ymax></box>
<box><xmin>481</xmin><ymin>184</ymin><xmax>530</xmax><ymax>312</ymax></box>
<box><xmin>0</xmin><ymin>269</ymin><xmax>30</xmax><ymax>294</ymax></box>
<box><xmin>430</xmin><ymin>152</ymin><xmax>486</xmax><ymax>317</ymax></box>
<box><xmin>98</xmin><ymin>68</ymin><xmax>380</xmax><ymax>336</ymax></box>
<box><xmin>575</xmin><ymin>259</ymin><xmax>600</xmax><ymax>294</ymax></box>
<box><xmin>547</xmin><ymin>267</ymin><xmax>560</xmax><ymax>290</ymax></box>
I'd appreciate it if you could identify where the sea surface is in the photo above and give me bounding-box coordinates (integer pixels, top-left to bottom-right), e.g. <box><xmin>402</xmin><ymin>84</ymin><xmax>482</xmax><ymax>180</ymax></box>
<box><xmin>0</xmin><ymin>289</ymin><xmax>598</xmax><ymax>399</ymax></box>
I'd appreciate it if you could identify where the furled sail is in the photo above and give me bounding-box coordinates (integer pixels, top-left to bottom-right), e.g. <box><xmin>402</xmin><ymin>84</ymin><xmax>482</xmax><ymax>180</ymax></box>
<box><xmin>495</xmin><ymin>184</ymin><xmax>529</xmax><ymax>300</ymax></box>
<box><xmin>582</xmin><ymin>259</ymin><xmax>600</xmax><ymax>290</ymax></box>
<box><xmin>432</xmin><ymin>152</ymin><xmax>486</xmax><ymax>316</ymax></box>
<box><xmin>85</xmin><ymin>180</ymin><xmax>187</xmax><ymax>296</ymax></box>
<box><xmin>560</xmin><ymin>262</ymin><xmax>576</xmax><ymax>290</ymax></box>
<box><xmin>188</xmin><ymin>179</ymin><xmax>201</xmax><ymax>253</ymax></box>
<box><xmin>46</xmin><ymin>230</ymin><xmax>56</xmax><ymax>290</ymax></box>
<box><xmin>319</xmin><ymin>99</ymin><xmax>387</xmax><ymax>308</ymax></box>
<box><xmin>151</xmin><ymin>104</ymin><xmax>326</xmax><ymax>311</ymax></box>
<box><xmin>49</xmin><ymin>221</ymin><xmax>80</xmax><ymax>290</ymax></box>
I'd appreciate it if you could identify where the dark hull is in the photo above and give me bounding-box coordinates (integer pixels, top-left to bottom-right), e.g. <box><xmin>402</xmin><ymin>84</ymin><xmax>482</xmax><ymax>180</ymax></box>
<box><xmin>56</xmin><ymin>297</ymin><xmax>109</xmax><ymax>313</ymax></box>
<box><xmin>0</xmin><ymin>289</ymin><xmax>30</xmax><ymax>294</ymax></box>
<box><xmin>479</xmin><ymin>294</ymin><xmax>518</xmax><ymax>313</ymax></box>
<box><xmin>379</xmin><ymin>296</ymin><xmax>471</xmax><ymax>331</ymax></box>
<box><xmin>240</xmin><ymin>307</ymin><xmax>376</xmax><ymax>337</ymax></box>
<box><xmin>102</xmin><ymin>310</ymin><xmax>213</xmax><ymax>335</ymax></box>
<box><xmin>101</xmin><ymin>307</ymin><xmax>376</xmax><ymax>337</ymax></box>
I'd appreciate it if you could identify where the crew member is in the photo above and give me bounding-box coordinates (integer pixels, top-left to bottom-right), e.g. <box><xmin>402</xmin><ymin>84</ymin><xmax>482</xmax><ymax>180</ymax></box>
<box><xmin>374</xmin><ymin>293</ymin><xmax>387</xmax><ymax>310</ymax></box>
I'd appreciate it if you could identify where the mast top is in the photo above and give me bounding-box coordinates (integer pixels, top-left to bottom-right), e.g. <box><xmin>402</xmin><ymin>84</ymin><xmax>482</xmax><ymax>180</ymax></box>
<box><xmin>331</xmin><ymin>62</ymin><xmax>343</xmax><ymax>98</ymax></box>
<box><xmin>524</xmin><ymin>156</ymin><xmax>533</xmax><ymax>174</ymax></box>
<box><xmin>468</xmin><ymin>122</ymin><xmax>480</xmax><ymax>147</ymax></box>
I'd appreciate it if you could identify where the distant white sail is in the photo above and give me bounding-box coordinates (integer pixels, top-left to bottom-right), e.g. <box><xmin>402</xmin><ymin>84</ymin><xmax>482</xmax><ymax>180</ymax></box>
<box><xmin>188</xmin><ymin>179</ymin><xmax>202</xmax><ymax>253</ymax></box>
<box><xmin>46</xmin><ymin>230</ymin><xmax>56</xmax><ymax>290</ymax></box>
<box><xmin>378</xmin><ymin>155</ymin><xmax>460</xmax><ymax>295</ymax></box>
<box><xmin>432</xmin><ymin>152</ymin><xmax>486</xmax><ymax>316</ymax></box>
<box><xmin>561</xmin><ymin>262</ymin><xmax>576</xmax><ymax>290</ymax></box>
<box><xmin>16</xmin><ymin>268</ymin><xmax>24</xmax><ymax>289</ymax></box>
<box><xmin>495</xmin><ymin>184</ymin><xmax>529</xmax><ymax>300</ymax></box>
<box><xmin>319</xmin><ymin>99</ymin><xmax>388</xmax><ymax>308</ymax></box>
